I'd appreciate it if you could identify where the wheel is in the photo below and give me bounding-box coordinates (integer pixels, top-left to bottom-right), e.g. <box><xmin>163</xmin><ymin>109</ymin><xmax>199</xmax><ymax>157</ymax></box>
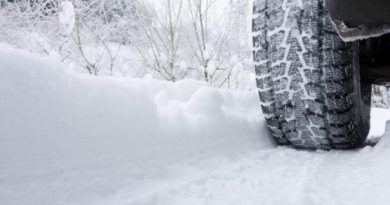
<box><xmin>252</xmin><ymin>0</ymin><xmax>372</xmax><ymax>149</ymax></box>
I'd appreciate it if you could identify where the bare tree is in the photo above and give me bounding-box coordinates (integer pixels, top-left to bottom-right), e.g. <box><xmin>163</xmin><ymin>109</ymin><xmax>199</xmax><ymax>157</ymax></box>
<box><xmin>187</xmin><ymin>0</ymin><xmax>213</xmax><ymax>82</ymax></box>
<box><xmin>136</xmin><ymin>0</ymin><xmax>187</xmax><ymax>82</ymax></box>
<box><xmin>69</xmin><ymin>0</ymin><xmax>132</xmax><ymax>75</ymax></box>
<box><xmin>186</xmin><ymin>0</ymin><xmax>250</xmax><ymax>88</ymax></box>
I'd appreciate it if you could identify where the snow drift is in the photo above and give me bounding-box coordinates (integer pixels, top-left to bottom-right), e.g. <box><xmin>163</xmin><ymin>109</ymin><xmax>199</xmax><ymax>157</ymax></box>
<box><xmin>1</xmin><ymin>44</ymin><xmax>390</xmax><ymax>205</ymax></box>
<box><xmin>0</xmin><ymin>44</ymin><xmax>269</xmax><ymax>161</ymax></box>
<box><xmin>0</xmin><ymin>44</ymin><xmax>270</xmax><ymax>205</ymax></box>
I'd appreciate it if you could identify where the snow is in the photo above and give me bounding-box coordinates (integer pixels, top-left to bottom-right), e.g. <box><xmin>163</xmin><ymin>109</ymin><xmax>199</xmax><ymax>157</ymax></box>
<box><xmin>1</xmin><ymin>44</ymin><xmax>390</xmax><ymax>205</ymax></box>
<box><xmin>59</xmin><ymin>1</ymin><xmax>75</xmax><ymax>35</ymax></box>
<box><xmin>369</xmin><ymin>108</ymin><xmax>390</xmax><ymax>138</ymax></box>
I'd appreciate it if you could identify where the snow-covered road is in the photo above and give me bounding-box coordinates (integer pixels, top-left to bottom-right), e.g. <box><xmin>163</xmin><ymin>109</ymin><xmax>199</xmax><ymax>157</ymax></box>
<box><xmin>1</xmin><ymin>45</ymin><xmax>390</xmax><ymax>205</ymax></box>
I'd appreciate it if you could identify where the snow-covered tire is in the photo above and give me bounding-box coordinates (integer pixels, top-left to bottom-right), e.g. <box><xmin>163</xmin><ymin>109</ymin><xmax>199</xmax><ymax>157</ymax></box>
<box><xmin>252</xmin><ymin>0</ymin><xmax>372</xmax><ymax>149</ymax></box>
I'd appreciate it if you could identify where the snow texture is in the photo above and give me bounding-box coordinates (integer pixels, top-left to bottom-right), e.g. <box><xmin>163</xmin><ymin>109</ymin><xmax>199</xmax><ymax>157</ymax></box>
<box><xmin>58</xmin><ymin>1</ymin><xmax>75</xmax><ymax>35</ymax></box>
<box><xmin>1</xmin><ymin>44</ymin><xmax>390</xmax><ymax>205</ymax></box>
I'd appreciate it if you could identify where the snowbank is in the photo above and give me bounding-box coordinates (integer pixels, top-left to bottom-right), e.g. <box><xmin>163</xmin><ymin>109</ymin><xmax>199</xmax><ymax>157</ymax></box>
<box><xmin>0</xmin><ymin>44</ymin><xmax>271</xmax><ymax>160</ymax></box>
<box><xmin>0</xmin><ymin>44</ymin><xmax>271</xmax><ymax>205</ymax></box>
<box><xmin>2</xmin><ymin>44</ymin><xmax>390</xmax><ymax>205</ymax></box>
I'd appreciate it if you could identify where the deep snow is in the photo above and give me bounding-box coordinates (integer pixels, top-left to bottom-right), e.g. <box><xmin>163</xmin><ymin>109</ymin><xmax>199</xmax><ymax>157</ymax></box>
<box><xmin>1</xmin><ymin>44</ymin><xmax>390</xmax><ymax>205</ymax></box>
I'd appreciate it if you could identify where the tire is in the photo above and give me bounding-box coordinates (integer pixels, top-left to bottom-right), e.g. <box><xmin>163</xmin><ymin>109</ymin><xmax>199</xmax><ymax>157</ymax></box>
<box><xmin>252</xmin><ymin>0</ymin><xmax>372</xmax><ymax>149</ymax></box>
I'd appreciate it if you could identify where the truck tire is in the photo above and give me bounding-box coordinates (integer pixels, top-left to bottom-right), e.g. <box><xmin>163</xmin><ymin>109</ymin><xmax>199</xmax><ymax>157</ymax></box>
<box><xmin>252</xmin><ymin>0</ymin><xmax>372</xmax><ymax>149</ymax></box>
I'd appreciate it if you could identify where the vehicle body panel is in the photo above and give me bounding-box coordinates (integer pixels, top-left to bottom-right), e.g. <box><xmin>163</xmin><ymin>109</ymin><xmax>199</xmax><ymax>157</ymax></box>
<box><xmin>326</xmin><ymin>0</ymin><xmax>390</xmax><ymax>27</ymax></box>
<box><xmin>326</xmin><ymin>0</ymin><xmax>390</xmax><ymax>40</ymax></box>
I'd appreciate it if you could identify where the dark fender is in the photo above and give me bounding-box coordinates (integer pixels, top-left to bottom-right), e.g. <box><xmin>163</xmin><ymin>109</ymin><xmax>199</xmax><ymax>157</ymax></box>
<box><xmin>326</xmin><ymin>0</ymin><xmax>390</xmax><ymax>40</ymax></box>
